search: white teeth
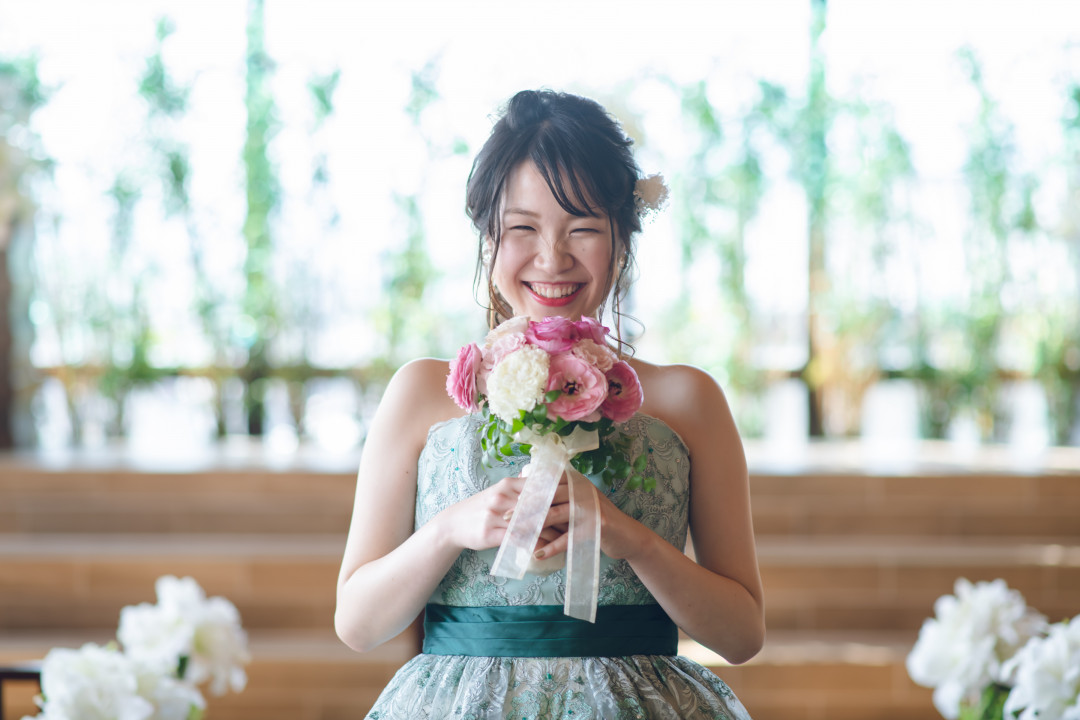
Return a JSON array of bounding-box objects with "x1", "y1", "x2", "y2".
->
[{"x1": 529, "y1": 284, "x2": 579, "y2": 299}]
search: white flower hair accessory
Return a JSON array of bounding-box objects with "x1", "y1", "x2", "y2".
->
[{"x1": 633, "y1": 173, "x2": 669, "y2": 220}]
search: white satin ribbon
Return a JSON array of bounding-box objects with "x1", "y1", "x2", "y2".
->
[
  {"x1": 564, "y1": 468, "x2": 601, "y2": 623},
  {"x1": 489, "y1": 425, "x2": 602, "y2": 622}
]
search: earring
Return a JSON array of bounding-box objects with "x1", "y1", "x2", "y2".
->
[{"x1": 481, "y1": 240, "x2": 494, "y2": 268}]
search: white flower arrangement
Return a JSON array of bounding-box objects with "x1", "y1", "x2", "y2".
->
[
  {"x1": 23, "y1": 576, "x2": 248, "y2": 720},
  {"x1": 119, "y1": 575, "x2": 250, "y2": 696},
  {"x1": 1003, "y1": 614, "x2": 1080, "y2": 720},
  {"x1": 908, "y1": 577, "x2": 1080, "y2": 720},
  {"x1": 633, "y1": 173, "x2": 669, "y2": 219}
]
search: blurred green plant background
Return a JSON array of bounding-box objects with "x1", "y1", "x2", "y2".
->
[{"x1": 1, "y1": 0, "x2": 1078, "y2": 454}]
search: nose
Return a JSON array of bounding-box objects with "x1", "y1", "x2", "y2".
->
[{"x1": 535, "y1": 235, "x2": 574, "y2": 273}]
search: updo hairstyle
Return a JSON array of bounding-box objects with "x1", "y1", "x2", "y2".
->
[{"x1": 466, "y1": 90, "x2": 642, "y2": 333}]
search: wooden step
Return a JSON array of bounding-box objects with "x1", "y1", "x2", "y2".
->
[
  {"x1": 3, "y1": 457, "x2": 1078, "y2": 539},
  {"x1": 750, "y1": 472, "x2": 1080, "y2": 538},
  {"x1": 3, "y1": 534, "x2": 1077, "y2": 633},
  {"x1": 0, "y1": 463, "x2": 356, "y2": 536},
  {"x1": 0, "y1": 534, "x2": 341, "y2": 631},
  {"x1": 1, "y1": 629, "x2": 934, "y2": 720},
  {"x1": 685, "y1": 631, "x2": 938, "y2": 720},
  {"x1": 758, "y1": 537, "x2": 1080, "y2": 631}
]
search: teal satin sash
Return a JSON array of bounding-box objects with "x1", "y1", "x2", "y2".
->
[{"x1": 422, "y1": 604, "x2": 678, "y2": 657}]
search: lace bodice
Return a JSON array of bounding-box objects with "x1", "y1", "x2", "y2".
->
[{"x1": 415, "y1": 413, "x2": 691, "y2": 607}]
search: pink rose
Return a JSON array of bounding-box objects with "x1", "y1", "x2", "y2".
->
[
  {"x1": 571, "y1": 339, "x2": 618, "y2": 372},
  {"x1": 525, "y1": 316, "x2": 579, "y2": 353},
  {"x1": 544, "y1": 352, "x2": 608, "y2": 422},
  {"x1": 485, "y1": 333, "x2": 527, "y2": 366},
  {"x1": 574, "y1": 316, "x2": 609, "y2": 344},
  {"x1": 446, "y1": 343, "x2": 483, "y2": 413},
  {"x1": 600, "y1": 361, "x2": 643, "y2": 423},
  {"x1": 484, "y1": 315, "x2": 529, "y2": 345}
]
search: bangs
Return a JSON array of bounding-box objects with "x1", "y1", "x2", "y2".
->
[{"x1": 529, "y1": 130, "x2": 606, "y2": 220}]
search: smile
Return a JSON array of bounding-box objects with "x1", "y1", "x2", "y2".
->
[{"x1": 525, "y1": 282, "x2": 584, "y2": 306}]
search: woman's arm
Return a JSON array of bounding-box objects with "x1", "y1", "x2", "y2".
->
[
  {"x1": 535, "y1": 364, "x2": 765, "y2": 664},
  {"x1": 334, "y1": 358, "x2": 526, "y2": 653}
]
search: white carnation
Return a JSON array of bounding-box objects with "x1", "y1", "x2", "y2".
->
[
  {"x1": 30, "y1": 643, "x2": 154, "y2": 720},
  {"x1": 906, "y1": 578, "x2": 1047, "y2": 719},
  {"x1": 1003, "y1": 614, "x2": 1080, "y2": 720},
  {"x1": 485, "y1": 345, "x2": 549, "y2": 423}
]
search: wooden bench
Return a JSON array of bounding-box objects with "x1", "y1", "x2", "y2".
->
[{"x1": 0, "y1": 664, "x2": 41, "y2": 720}]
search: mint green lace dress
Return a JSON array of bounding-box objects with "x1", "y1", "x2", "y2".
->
[{"x1": 365, "y1": 414, "x2": 752, "y2": 720}]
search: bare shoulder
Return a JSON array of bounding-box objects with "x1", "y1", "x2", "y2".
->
[
  {"x1": 372, "y1": 357, "x2": 465, "y2": 454},
  {"x1": 627, "y1": 358, "x2": 739, "y2": 452}
]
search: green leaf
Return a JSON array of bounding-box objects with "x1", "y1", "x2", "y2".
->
[
  {"x1": 643, "y1": 476, "x2": 657, "y2": 492},
  {"x1": 177, "y1": 654, "x2": 189, "y2": 680},
  {"x1": 511, "y1": 418, "x2": 524, "y2": 434},
  {"x1": 500, "y1": 443, "x2": 513, "y2": 457},
  {"x1": 633, "y1": 453, "x2": 648, "y2": 473},
  {"x1": 518, "y1": 443, "x2": 532, "y2": 454},
  {"x1": 545, "y1": 389, "x2": 562, "y2": 402},
  {"x1": 626, "y1": 475, "x2": 641, "y2": 490}
]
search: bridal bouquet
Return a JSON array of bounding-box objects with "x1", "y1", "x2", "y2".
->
[
  {"x1": 23, "y1": 575, "x2": 249, "y2": 720},
  {"x1": 446, "y1": 315, "x2": 649, "y2": 621},
  {"x1": 907, "y1": 577, "x2": 1080, "y2": 720}
]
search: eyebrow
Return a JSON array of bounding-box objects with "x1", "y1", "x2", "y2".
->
[{"x1": 503, "y1": 207, "x2": 539, "y2": 217}]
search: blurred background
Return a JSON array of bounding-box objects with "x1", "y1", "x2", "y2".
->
[{"x1": 2, "y1": 0, "x2": 1080, "y2": 463}]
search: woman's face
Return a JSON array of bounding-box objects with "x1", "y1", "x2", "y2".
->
[{"x1": 491, "y1": 161, "x2": 614, "y2": 322}]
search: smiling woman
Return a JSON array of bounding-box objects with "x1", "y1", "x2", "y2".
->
[{"x1": 334, "y1": 89, "x2": 763, "y2": 719}]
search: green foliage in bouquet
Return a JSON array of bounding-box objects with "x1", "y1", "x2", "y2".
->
[{"x1": 478, "y1": 390, "x2": 655, "y2": 492}]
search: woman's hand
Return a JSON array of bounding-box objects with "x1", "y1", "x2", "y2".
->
[
  {"x1": 438, "y1": 475, "x2": 526, "y2": 552},
  {"x1": 531, "y1": 477, "x2": 648, "y2": 562}
]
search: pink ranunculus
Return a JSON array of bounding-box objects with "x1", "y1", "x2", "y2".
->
[
  {"x1": 600, "y1": 361, "x2": 643, "y2": 423},
  {"x1": 446, "y1": 343, "x2": 483, "y2": 413},
  {"x1": 525, "y1": 316, "x2": 580, "y2": 353},
  {"x1": 544, "y1": 352, "x2": 608, "y2": 422},
  {"x1": 574, "y1": 316, "x2": 609, "y2": 344}
]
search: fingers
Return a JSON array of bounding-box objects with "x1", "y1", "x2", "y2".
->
[
  {"x1": 543, "y1": 501, "x2": 572, "y2": 528},
  {"x1": 534, "y1": 530, "x2": 569, "y2": 559}
]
